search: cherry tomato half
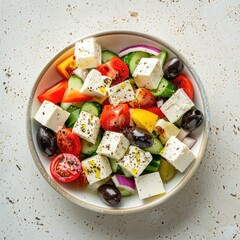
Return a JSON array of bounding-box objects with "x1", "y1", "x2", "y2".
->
[
  {"x1": 57, "y1": 128, "x2": 81, "y2": 156},
  {"x1": 100, "y1": 104, "x2": 130, "y2": 132},
  {"x1": 97, "y1": 57, "x2": 129, "y2": 86},
  {"x1": 50, "y1": 153, "x2": 82, "y2": 183},
  {"x1": 129, "y1": 88, "x2": 156, "y2": 109},
  {"x1": 171, "y1": 74, "x2": 194, "y2": 100}
]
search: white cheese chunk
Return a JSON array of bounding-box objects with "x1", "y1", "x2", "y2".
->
[
  {"x1": 80, "y1": 69, "x2": 112, "y2": 98},
  {"x1": 118, "y1": 145, "x2": 152, "y2": 177},
  {"x1": 155, "y1": 118, "x2": 181, "y2": 144},
  {"x1": 72, "y1": 111, "x2": 100, "y2": 144},
  {"x1": 132, "y1": 58, "x2": 163, "y2": 90},
  {"x1": 97, "y1": 131, "x2": 130, "y2": 161},
  {"x1": 135, "y1": 172, "x2": 166, "y2": 199},
  {"x1": 160, "y1": 136, "x2": 195, "y2": 172},
  {"x1": 34, "y1": 100, "x2": 70, "y2": 132},
  {"x1": 160, "y1": 89, "x2": 194, "y2": 123},
  {"x1": 81, "y1": 154, "x2": 112, "y2": 185},
  {"x1": 74, "y1": 38, "x2": 101, "y2": 69},
  {"x1": 107, "y1": 80, "x2": 135, "y2": 106}
]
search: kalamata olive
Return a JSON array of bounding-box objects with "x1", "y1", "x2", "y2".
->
[
  {"x1": 37, "y1": 126, "x2": 58, "y2": 156},
  {"x1": 163, "y1": 57, "x2": 184, "y2": 79},
  {"x1": 122, "y1": 127, "x2": 153, "y2": 149},
  {"x1": 98, "y1": 184, "x2": 121, "y2": 206},
  {"x1": 181, "y1": 109, "x2": 204, "y2": 131}
]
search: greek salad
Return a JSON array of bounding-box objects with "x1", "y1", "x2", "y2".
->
[{"x1": 34, "y1": 37, "x2": 204, "y2": 206}]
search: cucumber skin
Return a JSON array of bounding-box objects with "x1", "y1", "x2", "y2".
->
[
  {"x1": 144, "y1": 137, "x2": 163, "y2": 155},
  {"x1": 144, "y1": 159, "x2": 161, "y2": 173},
  {"x1": 129, "y1": 51, "x2": 151, "y2": 75},
  {"x1": 150, "y1": 78, "x2": 177, "y2": 98},
  {"x1": 65, "y1": 108, "x2": 81, "y2": 128}
]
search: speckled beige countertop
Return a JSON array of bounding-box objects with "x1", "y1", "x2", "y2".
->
[{"x1": 1, "y1": 0, "x2": 240, "y2": 239}]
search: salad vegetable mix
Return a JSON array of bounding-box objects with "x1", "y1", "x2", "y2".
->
[{"x1": 34, "y1": 38, "x2": 204, "y2": 206}]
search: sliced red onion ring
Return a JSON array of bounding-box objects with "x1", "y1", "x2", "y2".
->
[
  {"x1": 118, "y1": 45, "x2": 161, "y2": 57},
  {"x1": 176, "y1": 128, "x2": 190, "y2": 141},
  {"x1": 112, "y1": 174, "x2": 136, "y2": 192},
  {"x1": 182, "y1": 136, "x2": 197, "y2": 149}
]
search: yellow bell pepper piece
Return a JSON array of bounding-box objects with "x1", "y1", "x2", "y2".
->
[
  {"x1": 56, "y1": 55, "x2": 77, "y2": 79},
  {"x1": 131, "y1": 109, "x2": 158, "y2": 133}
]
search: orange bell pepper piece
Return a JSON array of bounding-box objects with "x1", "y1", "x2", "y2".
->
[{"x1": 56, "y1": 55, "x2": 77, "y2": 79}]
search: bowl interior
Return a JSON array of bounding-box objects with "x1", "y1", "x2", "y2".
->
[{"x1": 27, "y1": 31, "x2": 209, "y2": 215}]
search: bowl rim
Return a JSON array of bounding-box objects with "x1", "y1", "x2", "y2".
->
[{"x1": 26, "y1": 30, "x2": 210, "y2": 215}]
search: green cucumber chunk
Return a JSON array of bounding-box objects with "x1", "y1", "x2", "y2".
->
[
  {"x1": 81, "y1": 101, "x2": 102, "y2": 117},
  {"x1": 102, "y1": 50, "x2": 117, "y2": 63},
  {"x1": 109, "y1": 158, "x2": 118, "y2": 173},
  {"x1": 144, "y1": 159, "x2": 161, "y2": 173},
  {"x1": 118, "y1": 187, "x2": 132, "y2": 197},
  {"x1": 121, "y1": 52, "x2": 134, "y2": 66},
  {"x1": 151, "y1": 50, "x2": 168, "y2": 66},
  {"x1": 119, "y1": 166, "x2": 132, "y2": 178},
  {"x1": 150, "y1": 77, "x2": 177, "y2": 98},
  {"x1": 128, "y1": 51, "x2": 151, "y2": 75},
  {"x1": 65, "y1": 108, "x2": 81, "y2": 128},
  {"x1": 81, "y1": 129, "x2": 103, "y2": 155},
  {"x1": 68, "y1": 75, "x2": 83, "y2": 91},
  {"x1": 60, "y1": 102, "x2": 83, "y2": 110},
  {"x1": 144, "y1": 137, "x2": 163, "y2": 154}
]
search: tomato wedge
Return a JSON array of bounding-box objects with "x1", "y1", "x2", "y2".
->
[
  {"x1": 61, "y1": 88, "x2": 93, "y2": 102},
  {"x1": 37, "y1": 79, "x2": 68, "y2": 104},
  {"x1": 145, "y1": 106, "x2": 165, "y2": 119},
  {"x1": 57, "y1": 128, "x2": 81, "y2": 156},
  {"x1": 171, "y1": 74, "x2": 194, "y2": 100},
  {"x1": 100, "y1": 104, "x2": 130, "y2": 132},
  {"x1": 50, "y1": 153, "x2": 82, "y2": 183},
  {"x1": 97, "y1": 57, "x2": 129, "y2": 86},
  {"x1": 129, "y1": 88, "x2": 156, "y2": 109}
]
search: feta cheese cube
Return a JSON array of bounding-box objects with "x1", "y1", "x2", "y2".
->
[
  {"x1": 107, "y1": 80, "x2": 135, "y2": 106},
  {"x1": 72, "y1": 111, "x2": 100, "y2": 144},
  {"x1": 132, "y1": 58, "x2": 163, "y2": 90},
  {"x1": 135, "y1": 172, "x2": 166, "y2": 199},
  {"x1": 97, "y1": 131, "x2": 130, "y2": 160},
  {"x1": 160, "y1": 136, "x2": 195, "y2": 172},
  {"x1": 81, "y1": 154, "x2": 112, "y2": 185},
  {"x1": 118, "y1": 145, "x2": 152, "y2": 177},
  {"x1": 155, "y1": 118, "x2": 181, "y2": 144},
  {"x1": 34, "y1": 100, "x2": 70, "y2": 132},
  {"x1": 74, "y1": 38, "x2": 101, "y2": 69},
  {"x1": 80, "y1": 69, "x2": 112, "y2": 98},
  {"x1": 160, "y1": 89, "x2": 194, "y2": 123}
]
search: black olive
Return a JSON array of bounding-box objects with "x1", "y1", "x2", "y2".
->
[
  {"x1": 163, "y1": 57, "x2": 184, "y2": 79},
  {"x1": 122, "y1": 127, "x2": 153, "y2": 149},
  {"x1": 37, "y1": 126, "x2": 58, "y2": 156},
  {"x1": 181, "y1": 109, "x2": 204, "y2": 131},
  {"x1": 98, "y1": 184, "x2": 121, "y2": 206}
]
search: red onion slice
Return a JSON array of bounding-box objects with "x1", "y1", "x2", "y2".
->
[
  {"x1": 118, "y1": 45, "x2": 161, "y2": 57},
  {"x1": 182, "y1": 136, "x2": 197, "y2": 149}
]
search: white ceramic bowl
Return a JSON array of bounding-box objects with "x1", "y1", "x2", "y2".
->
[{"x1": 27, "y1": 30, "x2": 210, "y2": 215}]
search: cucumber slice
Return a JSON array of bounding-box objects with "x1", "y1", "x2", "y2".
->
[
  {"x1": 159, "y1": 158, "x2": 176, "y2": 183},
  {"x1": 144, "y1": 137, "x2": 163, "y2": 154},
  {"x1": 119, "y1": 166, "x2": 132, "y2": 178},
  {"x1": 151, "y1": 51, "x2": 168, "y2": 66},
  {"x1": 66, "y1": 105, "x2": 80, "y2": 113},
  {"x1": 68, "y1": 75, "x2": 83, "y2": 91},
  {"x1": 81, "y1": 129, "x2": 103, "y2": 155},
  {"x1": 81, "y1": 101, "x2": 102, "y2": 117},
  {"x1": 109, "y1": 158, "x2": 118, "y2": 172},
  {"x1": 102, "y1": 50, "x2": 117, "y2": 63},
  {"x1": 65, "y1": 108, "x2": 81, "y2": 128},
  {"x1": 60, "y1": 102, "x2": 83, "y2": 110},
  {"x1": 128, "y1": 51, "x2": 151, "y2": 75},
  {"x1": 121, "y1": 52, "x2": 134, "y2": 66},
  {"x1": 144, "y1": 159, "x2": 161, "y2": 173},
  {"x1": 118, "y1": 187, "x2": 132, "y2": 197},
  {"x1": 150, "y1": 77, "x2": 177, "y2": 98}
]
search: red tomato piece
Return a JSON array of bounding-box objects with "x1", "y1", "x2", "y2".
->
[
  {"x1": 145, "y1": 106, "x2": 165, "y2": 119},
  {"x1": 37, "y1": 79, "x2": 68, "y2": 104},
  {"x1": 61, "y1": 88, "x2": 93, "y2": 102},
  {"x1": 97, "y1": 57, "x2": 129, "y2": 86},
  {"x1": 129, "y1": 88, "x2": 156, "y2": 109},
  {"x1": 76, "y1": 171, "x2": 88, "y2": 187},
  {"x1": 50, "y1": 153, "x2": 82, "y2": 183},
  {"x1": 100, "y1": 104, "x2": 130, "y2": 132},
  {"x1": 171, "y1": 74, "x2": 194, "y2": 100},
  {"x1": 57, "y1": 128, "x2": 81, "y2": 156}
]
